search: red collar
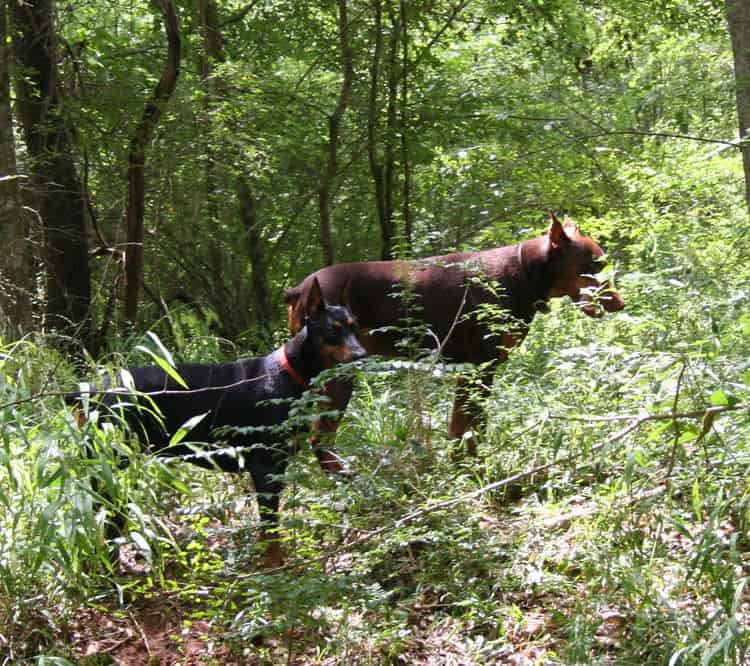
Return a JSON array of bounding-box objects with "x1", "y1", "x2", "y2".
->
[{"x1": 278, "y1": 345, "x2": 310, "y2": 389}]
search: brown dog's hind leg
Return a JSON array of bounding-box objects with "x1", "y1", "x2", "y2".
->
[{"x1": 258, "y1": 528, "x2": 285, "y2": 570}]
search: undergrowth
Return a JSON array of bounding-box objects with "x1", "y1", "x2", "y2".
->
[{"x1": 1, "y1": 193, "x2": 750, "y2": 664}]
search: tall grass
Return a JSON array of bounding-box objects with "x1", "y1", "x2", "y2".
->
[{"x1": 1, "y1": 185, "x2": 750, "y2": 663}]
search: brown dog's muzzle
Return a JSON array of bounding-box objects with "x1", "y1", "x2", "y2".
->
[
  {"x1": 578, "y1": 280, "x2": 625, "y2": 318},
  {"x1": 599, "y1": 285, "x2": 625, "y2": 313}
]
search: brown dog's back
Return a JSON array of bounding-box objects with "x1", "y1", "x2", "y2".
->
[{"x1": 285, "y1": 213, "x2": 624, "y2": 448}]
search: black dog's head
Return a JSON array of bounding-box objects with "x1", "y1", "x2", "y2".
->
[{"x1": 302, "y1": 278, "x2": 367, "y2": 368}]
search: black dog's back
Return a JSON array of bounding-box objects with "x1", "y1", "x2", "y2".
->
[{"x1": 99, "y1": 354, "x2": 294, "y2": 473}]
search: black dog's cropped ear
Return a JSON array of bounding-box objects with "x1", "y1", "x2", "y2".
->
[
  {"x1": 547, "y1": 210, "x2": 571, "y2": 252},
  {"x1": 304, "y1": 277, "x2": 325, "y2": 318},
  {"x1": 340, "y1": 279, "x2": 353, "y2": 311}
]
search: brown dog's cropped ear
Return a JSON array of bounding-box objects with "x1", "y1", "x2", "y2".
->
[
  {"x1": 340, "y1": 279, "x2": 352, "y2": 310},
  {"x1": 547, "y1": 210, "x2": 571, "y2": 251},
  {"x1": 284, "y1": 287, "x2": 300, "y2": 306},
  {"x1": 304, "y1": 277, "x2": 325, "y2": 318},
  {"x1": 562, "y1": 213, "x2": 578, "y2": 232}
]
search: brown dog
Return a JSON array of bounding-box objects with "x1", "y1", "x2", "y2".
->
[{"x1": 286, "y1": 212, "x2": 624, "y2": 454}]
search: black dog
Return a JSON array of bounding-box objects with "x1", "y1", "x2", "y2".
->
[{"x1": 72, "y1": 279, "x2": 365, "y2": 567}]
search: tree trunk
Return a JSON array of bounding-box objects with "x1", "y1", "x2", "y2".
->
[
  {"x1": 198, "y1": 0, "x2": 230, "y2": 312},
  {"x1": 367, "y1": 0, "x2": 396, "y2": 261},
  {"x1": 384, "y1": 0, "x2": 399, "y2": 252},
  {"x1": 198, "y1": 0, "x2": 270, "y2": 333},
  {"x1": 236, "y1": 177, "x2": 271, "y2": 326},
  {"x1": 318, "y1": 0, "x2": 353, "y2": 267},
  {"x1": 0, "y1": 0, "x2": 33, "y2": 335},
  {"x1": 727, "y1": 0, "x2": 750, "y2": 216},
  {"x1": 399, "y1": 0, "x2": 412, "y2": 252},
  {"x1": 124, "y1": 0, "x2": 180, "y2": 324},
  {"x1": 11, "y1": 0, "x2": 91, "y2": 345}
]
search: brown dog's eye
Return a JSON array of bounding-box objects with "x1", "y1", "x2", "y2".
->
[{"x1": 589, "y1": 257, "x2": 606, "y2": 273}]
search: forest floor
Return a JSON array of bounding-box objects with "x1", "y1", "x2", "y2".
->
[{"x1": 62, "y1": 488, "x2": 636, "y2": 666}]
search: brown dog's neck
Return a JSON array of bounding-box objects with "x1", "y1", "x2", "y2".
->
[{"x1": 511, "y1": 239, "x2": 551, "y2": 316}]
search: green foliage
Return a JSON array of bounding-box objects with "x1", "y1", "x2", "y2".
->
[
  {"x1": 2, "y1": 201, "x2": 750, "y2": 662},
  {"x1": 4, "y1": 0, "x2": 750, "y2": 662}
]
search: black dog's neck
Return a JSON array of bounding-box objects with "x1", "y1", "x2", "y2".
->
[{"x1": 283, "y1": 327, "x2": 325, "y2": 385}]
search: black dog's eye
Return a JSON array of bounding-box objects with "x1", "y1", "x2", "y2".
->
[
  {"x1": 346, "y1": 320, "x2": 360, "y2": 338},
  {"x1": 325, "y1": 321, "x2": 346, "y2": 341}
]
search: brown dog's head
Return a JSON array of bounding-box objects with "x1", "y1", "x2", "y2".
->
[{"x1": 543, "y1": 211, "x2": 625, "y2": 318}]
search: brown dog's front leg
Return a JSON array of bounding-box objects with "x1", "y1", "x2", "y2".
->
[
  {"x1": 311, "y1": 428, "x2": 344, "y2": 474},
  {"x1": 310, "y1": 377, "x2": 354, "y2": 475},
  {"x1": 449, "y1": 368, "x2": 495, "y2": 456}
]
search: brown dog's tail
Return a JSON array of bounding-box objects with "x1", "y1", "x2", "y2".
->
[{"x1": 285, "y1": 286, "x2": 304, "y2": 333}]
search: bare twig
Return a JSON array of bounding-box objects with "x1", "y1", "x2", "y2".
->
[
  {"x1": 219, "y1": 0, "x2": 262, "y2": 27},
  {"x1": 665, "y1": 361, "x2": 687, "y2": 478},
  {"x1": 548, "y1": 404, "x2": 749, "y2": 424},
  {"x1": 414, "y1": 0, "x2": 472, "y2": 66}
]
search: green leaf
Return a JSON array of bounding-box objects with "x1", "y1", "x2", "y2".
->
[
  {"x1": 134, "y1": 345, "x2": 189, "y2": 390},
  {"x1": 169, "y1": 412, "x2": 209, "y2": 446},
  {"x1": 119, "y1": 368, "x2": 135, "y2": 391},
  {"x1": 709, "y1": 389, "x2": 738, "y2": 407},
  {"x1": 145, "y1": 331, "x2": 176, "y2": 367},
  {"x1": 691, "y1": 479, "x2": 702, "y2": 522},
  {"x1": 130, "y1": 531, "x2": 152, "y2": 563},
  {"x1": 709, "y1": 389, "x2": 730, "y2": 406}
]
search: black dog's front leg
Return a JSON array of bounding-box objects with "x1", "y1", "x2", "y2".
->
[{"x1": 248, "y1": 461, "x2": 286, "y2": 568}]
